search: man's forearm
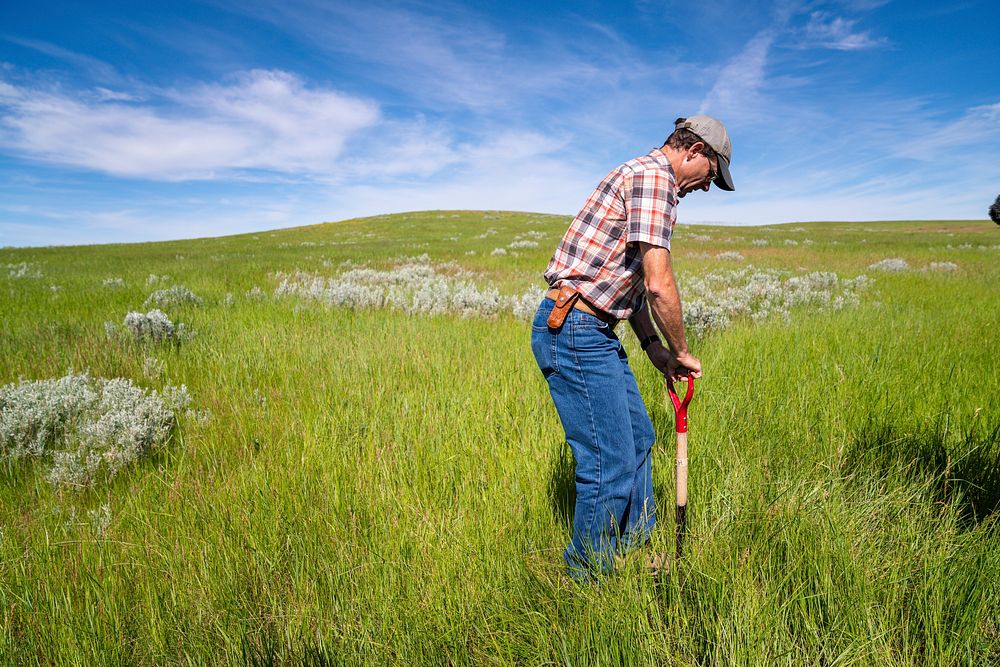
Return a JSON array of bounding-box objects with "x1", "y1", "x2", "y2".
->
[
  {"x1": 636, "y1": 242, "x2": 691, "y2": 355},
  {"x1": 646, "y1": 279, "x2": 688, "y2": 354}
]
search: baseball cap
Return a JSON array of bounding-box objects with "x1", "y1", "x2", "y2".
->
[{"x1": 675, "y1": 115, "x2": 734, "y2": 191}]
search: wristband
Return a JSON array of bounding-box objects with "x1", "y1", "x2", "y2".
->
[{"x1": 640, "y1": 335, "x2": 659, "y2": 351}]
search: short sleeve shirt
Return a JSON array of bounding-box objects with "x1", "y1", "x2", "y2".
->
[{"x1": 543, "y1": 148, "x2": 678, "y2": 320}]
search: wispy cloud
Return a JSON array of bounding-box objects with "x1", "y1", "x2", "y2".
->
[
  {"x1": 216, "y1": 0, "x2": 699, "y2": 125},
  {"x1": 218, "y1": 0, "x2": 513, "y2": 112},
  {"x1": 0, "y1": 70, "x2": 379, "y2": 179},
  {"x1": 699, "y1": 2, "x2": 888, "y2": 121},
  {"x1": 834, "y1": 0, "x2": 892, "y2": 12},
  {"x1": 699, "y1": 30, "x2": 776, "y2": 119},
  {"x1": 683, "y1": 181, "x2": 996, "y2": 225},
  {"x1": 327, "y1": 151, "x2": 595, "y2": 223},
  {"x1": 801, "y1": 11, "x2": 887, "y2": 50},
  {"x1": 893, "y1": 101, "x2": 1000, "y2": 161},
  {"x1": 93, "y1": 87, "x2": 141, "y2": 102},
  {"x1": 1, "y1": 35, "x2": 123, "y2": 83}
]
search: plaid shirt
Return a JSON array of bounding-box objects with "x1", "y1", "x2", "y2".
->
[{"x1": 544, "y1": 148, "x2": 678, "y2": 320}]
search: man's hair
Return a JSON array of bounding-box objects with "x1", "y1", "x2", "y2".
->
[
  {"x1": 990, "y1": 194, "x2": 1000, "y2": 225},
  {"x1": 664, "y1": 118, "x2": 718, "y2": 159}
]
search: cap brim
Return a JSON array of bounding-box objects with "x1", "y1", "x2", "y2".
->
[{"x1": 714, "y1": 155, "x2": 734, "y2": 191}]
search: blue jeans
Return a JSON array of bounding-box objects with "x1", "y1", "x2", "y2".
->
[{"x1": 531, "y1": 298, "x2": 657, "y2": 578}]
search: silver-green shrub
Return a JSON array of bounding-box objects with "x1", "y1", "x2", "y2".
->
[
  {"x1": 75, "y1": 378, "x2": 175, "y2": 479},
  {"x1": 122, "y1": 309, "x2": 192, "y2": 344},
  {"x1": 926, "y1": 261, "x2": 958, "y2": 272},
  {"x1": 5, "y1": 262, "x2": 42, "y2": 279},
  {"x1": 144, "y1": 285, "x2": 203, "y2": 309},
  {"x1": 48, "y1": 449, "x2": 103, "y2": 487},
  {"x1": 275, "y1": 261, "x2": 544, "y2": 320},
  {"x1": 681, "y1": 267, "x2": 870, "y2": 338},
  {"x1": 0, "y1": 371, "x2": 189, "y2": 487},
  {"x1": 0, "y1": 372, "x2": 98, "y2": 459},
  {"x1": 869, "y1": 258, "x2": 909, "y2": 272},
  {"x1": 511, "y1": 288, "x2": 546, "y2": 319}
]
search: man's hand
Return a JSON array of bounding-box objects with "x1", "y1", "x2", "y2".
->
[
  {"x1": 645, "y1": 342, "x2": 702, "y2": 381},
  {"x1": 670, "y1": 350, "x2": 702, "y2": 381}
]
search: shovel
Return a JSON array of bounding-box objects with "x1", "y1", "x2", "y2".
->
[{"x1": 667, "y1": 376, "x2": 695, "y2": 559}]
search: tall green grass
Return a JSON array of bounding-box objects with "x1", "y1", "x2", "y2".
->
[{"x1": 1, "y1": 212, "x2": 998, "y2": 664}]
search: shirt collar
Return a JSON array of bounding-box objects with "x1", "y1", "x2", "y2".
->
[{"x1": 648, "y1": 147, "x2": 674, "y2": 174}]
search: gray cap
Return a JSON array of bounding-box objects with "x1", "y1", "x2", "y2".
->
[{"x1": 675, "y1": 115, "x2": 734, "y2": 191}]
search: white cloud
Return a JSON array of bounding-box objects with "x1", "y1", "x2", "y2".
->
[
  {"x1": 460, "y1": 130, "x2": 569, "y2": 164},
  {"x1": 802, "y1": 11, "x2": 887, "y2": 50},
  {"x1": 223, "y1": 1, "x2": 511, "y2": 112},
  {"x1": 679, "y1": 147, "x2": 999, "y2": 225},
  {"x1": 218, "y1": 0, "x2": 699, "y2": 123},
  {"x1": 0, "y1": 192, "x2": 331, "y2": 246},
  {"x1": 0, "y1": 81, "x2": 20, "y2": 99},
  {"x1": 324, "y1": 125, "x2": 590, "y2": 219},
  {"x1": 893, "y1": 102, "x2": 1000, "y2": 161},
  {"x1": 681, "y1": 185, "x2": 994, "y2": 225},
  {"x1": 698, "y1": 6, "x2": 886, "y2": 121},
  {"x1": 327, "y1": 154, "x2": 594, "y2": 222},
  {"x1": 94, "y1": 87, "x2": 141, "y2": 102},
  {"x1": 699, "y1": 30, "x2": 775, "y2": 119},
  {"x1": 0, "y1": 69, "x2": 379, "y2": 179},
  {"x1": 330, "y1": 118, "x2": 461, "y2": 180},
  {"x1": 1, "y1": 36, "x2": 123, "y2": 84}
]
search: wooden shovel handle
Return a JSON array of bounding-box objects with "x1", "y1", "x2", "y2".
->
[{"x1": 668, "y1": 377, "x2": 694, "y2": 558}]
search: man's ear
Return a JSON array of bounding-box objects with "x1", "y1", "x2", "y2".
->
[{"x1": 682, "y1": 141, "x2": 703, "y2": 162}]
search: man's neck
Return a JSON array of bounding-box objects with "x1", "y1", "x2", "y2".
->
[{"x1": 658, "y1": 145, "x2": 685, "y2": 176}]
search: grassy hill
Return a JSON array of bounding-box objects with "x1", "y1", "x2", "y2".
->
[{"x1": 1, "y1": 211, "x2": 999, "y2": 664}]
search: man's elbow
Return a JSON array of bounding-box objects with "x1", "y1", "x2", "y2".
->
[
  {"x1": 640, "y1": 244, "x2": 674, "y2": 301},
  {"x1": 644, "y1": 279, "x2": 669, "y2": 301}
]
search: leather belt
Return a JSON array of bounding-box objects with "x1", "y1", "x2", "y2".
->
[{"x1": 546, "y1": 288, "x2": 618, "y2": 327}]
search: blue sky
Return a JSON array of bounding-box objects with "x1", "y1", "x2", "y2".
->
[{"x1": 1, "y1": 0, "x2": 998, "y2": 246}]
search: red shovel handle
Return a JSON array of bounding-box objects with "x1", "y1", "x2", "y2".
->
[{"x1": 667, "y1": 377, "x2": 695, "y2": 433}]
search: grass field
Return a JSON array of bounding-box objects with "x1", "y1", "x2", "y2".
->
[{"x1": 1, "y1": 211, "x2": 999, "y2": 665}]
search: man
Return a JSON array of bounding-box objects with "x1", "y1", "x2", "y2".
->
[{"x1": 531, "y1": 115, "x2": 735, "y2": 579}]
